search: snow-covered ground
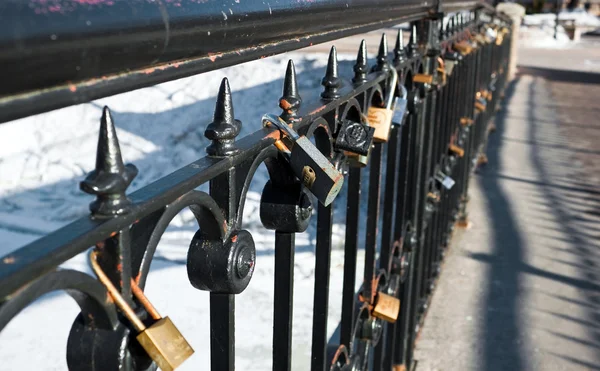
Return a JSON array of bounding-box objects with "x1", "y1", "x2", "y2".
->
[
  {"x1": 0, "y1": 52, "x2": 370, "y2": 370},
  {"x1": 520, "y1": 10, "x2": 600, "y2": 48}
]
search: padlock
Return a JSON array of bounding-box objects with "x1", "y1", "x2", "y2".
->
[
  {"x1": 262, "y1": 114, "x2": 344, "y2": 206},
  {"x1": 474, "y1": 92, "x2": 487, "y2": 112},
  {"x1": 460, "y1": 117, "x2": 474, "y2": 127},
  {"x1": 367, "y1": 66, "x2": 399, "y2": 142},
  {"x1": 454, "y1": 40, "x2": 473, "y2": 55},
  {"x1": 335, "y1": 119, "x2": 375, "y2": 156},
  {"x1": 449, "y1": 143, "x2": 465, "y2": 158},
  {"x1": 475, "y1": 99, "x2": 487, "y2": 112},
  {"x1": 371, "y1": 291, "x2": 400, "y2": 323},
  {"x1": 392, "y1": 84, "x2": 408, "y2": 126},
  {"x1": 346, "y1": 145, "x2": 371, "y2": 168},
  {"x1": 434, "y1": 169, "x2": 455, "y2": 190},
  {"x1": 90, "y1": 251, "x2": 194, "y2": 371},
  {"x1": 413, "y1": 73, "x2": 433, "y2": 84}
]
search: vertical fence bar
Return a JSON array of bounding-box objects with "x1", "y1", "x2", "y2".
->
[
  {"x1": 374, "y1": 124, "x2": 402, "y2": 369},
  {"x1": 273, "y1": 232, "x2": 295, "y2": 371},
  {"x1": 311, "y1": 203, "x2": 334, "y2": 371},
  {"x1": 211, "y1": 293, "x2": 235, "y2": 371},
  {"x1": 340, "y1": 167, "x2": 362, "y2": 348},
  {"x1": 363, "y1": 143, "x2": 384, "y2": 305}
]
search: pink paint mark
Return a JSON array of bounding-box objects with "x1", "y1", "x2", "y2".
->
[
  {"x1": 208, "y1": 52, "x2": 223, "y2": 62},
  {"x1": 69, "y1": 84, "x2": 77, "y2": 92}
]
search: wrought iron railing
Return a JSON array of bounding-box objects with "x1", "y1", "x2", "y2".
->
[{"x1": 0, "y1": 1, "x2": 512, "y2": 370}]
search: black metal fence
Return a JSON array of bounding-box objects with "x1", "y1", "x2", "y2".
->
[{"x1": 0, "y1": 2, "x2": 512, "y2": 370}]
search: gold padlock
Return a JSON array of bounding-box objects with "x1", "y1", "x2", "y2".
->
[
  {"x1": 495, "y1": 33, "x2": 504, "y2": 46},
  {"x1": 449, "y1": 144, "x2": 465, "y2": 158},
  {"x1": 345, "y1": 147, "x2": 371, "y2": 168},
  {"x1": 367, "y1": 67, "x2": 398, "y2": 142},
  {"x1": 371, "y1": 291, "x2": 400, "y2": 323},
  {"x1": 413, "y1": 73, "x2": 433, "y2": 84},
  {"x1": 91, "y1": 251, "x2": 194, "y2": 371},
  {"x1": 460, "y1": 117, "x2": 474, "y2": 127}
]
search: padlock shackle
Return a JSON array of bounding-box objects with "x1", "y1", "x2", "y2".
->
[
  {"x1": 131, "y1": 278, "x2": 162, "y2": 321},
  {"x1": 262, "y1": 114, "x2": 300, "y2": 141},
  {"x1": 384, "y1": 67, "x2": 398, "y2": 109},
  {"x1": 90, "y1": 251, "x2": 146, "y2": 332},
  {"x1": 397, "y1": 84, "x2": 408, "y2": 100}
]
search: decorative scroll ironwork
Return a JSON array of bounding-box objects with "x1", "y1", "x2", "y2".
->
[{"x1": 0, "y1": 4, "x2": 512, "y2": 371}]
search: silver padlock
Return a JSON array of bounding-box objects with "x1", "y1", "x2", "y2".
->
[
  {"x1": 392, "y1": 84, "x2": 408, "y2": 126},
  {"x1": 262, "y1": 114, "x2": 344, "y2": 206},
  {"x1": 434, "y1": 170, "x2": 455, "y2": 190}
]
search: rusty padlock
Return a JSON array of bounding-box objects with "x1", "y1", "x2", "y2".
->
[
  {"x1": 372, "y1": 291, "x2": 401, "y2": 323},
  {"x1": 367, "y1": 66, "x2": 399, "y2": 142},
  {"x1": 90, "y1": 251, "x2": 194, "y2": 371},
  {"x1": 263, "y1": 114, "x2": 344, "y2": 206}
]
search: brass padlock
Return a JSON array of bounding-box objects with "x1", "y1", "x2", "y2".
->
[
  {"x1": 90, "y1": 251, "x2": 194, "y2": 371},
  {"x1": 345, "y1": 145, "x2": 371, "y2": 168},
  {"x1": 371, "y1": 291, "x2": 400, "y2": 323},
  {"x1": 413, "y1": 73, "x2": 433, "y2": 84},
  {"x1": 263, "y1": 114, "x2": 344, "y2": 206},
  {"x1": 460, "y1": 117, "x2": 474, "y2": 127},
  {"x1": 449, "y1": 144, "x2": 465, "y2": 158},
  {"x1": 367, "y1": 66, "x2": 398, "y2": 142}
]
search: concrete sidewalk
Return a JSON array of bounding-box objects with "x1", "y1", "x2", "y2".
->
[{"x1": 414, "y1": 48, "x2": 600, "y2": 369}]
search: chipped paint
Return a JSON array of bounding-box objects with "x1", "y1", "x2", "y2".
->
[
  {"x1": 279, "y1": 98, "x2": 292, "y2": 110},
  {"x1": 3, "y1": 256, "x2": 15, "y2": 264},
  {"x1": 208, "y1": 52, "x2": 223, "y2": 62}
]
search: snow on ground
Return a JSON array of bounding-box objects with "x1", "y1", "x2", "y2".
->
[
  {"x1": 520, "y1": 10, "x2": 600, "y2": 49},
  {"x1": 0, "y1": 52, "x2": 372, "y2": 370},
  {"x1": 523, "y1": 9, "x2": 600, "y2": 28}
]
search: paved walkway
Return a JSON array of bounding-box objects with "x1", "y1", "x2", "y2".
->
[{"x1": 414, "y1": 45, "x2": 600, "y2": 370}]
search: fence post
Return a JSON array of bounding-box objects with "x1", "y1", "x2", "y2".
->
[{"x1": 496, "y1": 3, "x2": 525, "y2": 81}]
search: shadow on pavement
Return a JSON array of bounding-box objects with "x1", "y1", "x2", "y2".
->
[{"x1": 470, "y1": 69, "x2": 600, "y2": 370}]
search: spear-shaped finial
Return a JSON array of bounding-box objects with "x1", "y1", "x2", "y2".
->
[
  {"x1": 80, "y1": 106, "x2": 138, "y2": 217},
  {"x1": 394, "y1": 29, "x2": 407, "y2": 64},
  {"x1": 205, "y1": 78, "x2": 242, "y2": 157},
  {"x1": 373, "y1": 33, "x2": 390, "y2": 72},
  {"x1": 353, "y1": 39, "x2": 368, "y2": 84},
  {"x1": 408, "y1": 24, "x2": 419, "y2": 58},
  {"x1": 321, "y1": 46, "x2": 342, "y2": 100},
  {"x1": 280, "y1": 60, "x2": 302, "y2": 121}
]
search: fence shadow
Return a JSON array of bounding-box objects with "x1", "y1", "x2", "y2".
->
[{"x1": 470, "y1": 70, "x2": 600, "y2": 370}]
